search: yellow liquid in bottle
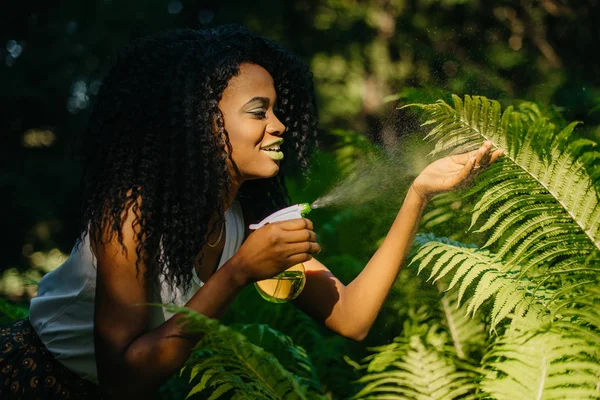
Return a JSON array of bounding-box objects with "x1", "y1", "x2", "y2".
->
[{"x1": 255, "y1": 264, "x2": 306, "y2": 303}]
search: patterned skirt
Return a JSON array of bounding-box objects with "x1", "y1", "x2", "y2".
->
[{"x1": 0, "y1": 318, "x2": 102, "y2": 399}]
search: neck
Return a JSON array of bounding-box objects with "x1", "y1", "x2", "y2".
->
[{"x1": 224, "y1": 177, "x2": 242, "y2": 210}]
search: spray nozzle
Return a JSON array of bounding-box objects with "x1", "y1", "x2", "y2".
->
[
  {"x1": 298, "y1": 203, "x2": 311, "y2": 215},
  {"x1": 249, "y1": 203, "x2": 312, "y2": 231}
]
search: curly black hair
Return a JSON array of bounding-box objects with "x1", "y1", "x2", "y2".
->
[{"x1": 79, "y1": 25, "x2": 319, "y2": 293}]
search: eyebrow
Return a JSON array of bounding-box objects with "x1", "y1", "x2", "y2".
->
[{"x1": 244, "y1": 96, "x2": 270, "y2": 107}]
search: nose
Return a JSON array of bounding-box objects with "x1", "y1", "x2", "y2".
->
[{"x1": 266, "y1": 114, "x2": 286, "y2": 137}]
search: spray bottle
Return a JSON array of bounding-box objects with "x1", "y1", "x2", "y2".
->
[{"x1": 249, "y1": 203, "x2": 312, "y2": 303}]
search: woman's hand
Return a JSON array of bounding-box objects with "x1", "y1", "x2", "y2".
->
[
  {"x1": 229, "y1": 218, "x2": 320, "y2": 286},
  {"x1": 412, "y1": 141, "x2": 504, "y2": 201}
]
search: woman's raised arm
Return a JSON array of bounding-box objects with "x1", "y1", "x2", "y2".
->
[{"x1": 294, "y1": 142, "x2": 503, "y2": 340}]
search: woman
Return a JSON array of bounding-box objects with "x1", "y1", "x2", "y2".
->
[{"x1": 0, "y1": 25, "x2": 501, "y2": 399}]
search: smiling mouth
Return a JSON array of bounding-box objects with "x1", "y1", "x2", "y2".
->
[{"x1": 260, "y1": 140, "x2": 284, "y2": 160}]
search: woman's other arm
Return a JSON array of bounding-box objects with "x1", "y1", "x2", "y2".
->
[
  {"x1": 93, "y1": 205, "x2": 247, "y2": 398},
  {"x1": 94, "y1": 209, "x2": 319, "y2": 398}
]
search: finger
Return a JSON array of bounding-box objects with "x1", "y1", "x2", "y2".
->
[
  {"x1": 287, "y1": 241, "x2": 321, "y2": 256},
  {"x1": 283, "y1": 229, "x2": 317, "y2": 243},
  {"x1": 457, "y1": 156, "x2": 477, "y2": 182},
  {"x1": 287, "y1": 253, "x2": 313, "y2": 265},
  {"x1": 477, "y1": 153, "x2": 490, "y2": 169},
  {"x1": 489, "y1": 149, "x2": 504, "y2": 164},
  {"x1": 477, "y1": 147, "x2": 502, "y2": 171},
  {"x1": 472, "y1": 151, "x2": 483, "y2": 170},
  {"x1": 277, "y1": 218, "x2": 314, "y2": 231},
  {"x1": 474, "y1": 141, "x2": 497, "y2": 169},
  {"x1": 453, "y1": 141, "x2": 493, "y2": 165},
  {"x1": 480, "y1": 141, "x2": 496, "y2": 166},
  {"x1": 451, "y1": 149, "x2": 479, "y2": 165}
]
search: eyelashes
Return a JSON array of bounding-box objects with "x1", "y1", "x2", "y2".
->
[{"x1": 250, "y1": 111, "x2": 267, "y2": 119}]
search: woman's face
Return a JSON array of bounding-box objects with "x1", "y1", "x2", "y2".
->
[{"x1": 219, "y1": 62, "x2": 287, "y2": 183}]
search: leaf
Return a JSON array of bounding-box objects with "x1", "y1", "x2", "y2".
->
[
  {"x1": 0, "y1": 298, "x2": 28, "y2": 324},
  {"x1": 408, "y1": 95, "x2": 600, "y2": 268},
  {"x1": 353, "y1": 327, "x2": 479, "y2": 400},
  {"x1": 164, "y1": 305, "x2": 325, "y2": 399},
  {"x1": 481, "y1": 329, "x2": 600, "y2": 400},
  {"x1": 410, "y1": 235, "x2": 551, "y2": 330}
]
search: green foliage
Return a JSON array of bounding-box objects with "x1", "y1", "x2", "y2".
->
[
  {"x1": 234, "y1": 324, "x2": 321, "y2": 392},
  {"x1": 225, "y1": 288, "x2": 361, "y2": 399},
  {"x1": 409, "y1": 96, "x2": 600, "y2": 281},
  {"x1": 353, "y1": 334, "x2": 478, "y2": 400},
  {"x1": 352, "y1": 302, "x2": 482, "y2": 400},
  {"x1": 357, "y1": 96, "x2": 600, "y2": 399},
  {"x1": 411, "y1": 236, "x2": 551, "y2": 330},
  {"x1": 165, "y1": 305, "x2": 326, "y2": 400},
  {"x1": 481, "y1": 328, "x2": 600, "y2": 400},
  {"x1": 0, "y1": 298, "x2": 28, "y2": 325}
]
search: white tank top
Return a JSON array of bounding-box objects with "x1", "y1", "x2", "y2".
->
[{"x1": 29, "y1": 200, "x2": 245, "y2": 384}]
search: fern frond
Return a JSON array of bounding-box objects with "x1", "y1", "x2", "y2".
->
[
  {"x1": 477, "y1": 201, "x2": 562, "y2": 240},
  {"x1": 438, "y1": 289, "x2": 487, "y2": 360},
  {"x1": 552, "y1": 295, "x2": 600, "y2": 349},
  {"x1": 410, "y1": 236, "x2": 550, "y2": 330},
  {"x1": 493, "y1": 214, "x2": 571, "y2": 260},
  {"x1": 517, "y1": 241, "x2": 593, "y2": 276},
  {"x1": 403, "y1": 96, "x2": 600, "y2": 400},
  {"x1": 422, "y1": 205, "x2": 456, "y2": 229},
  {"x1": 234, "y1": 324, "x2": 320, "y2": 389},
  {"x1": 353, "y1": 330, "x2": 478, "y2": 400},
  {"x1": 480, "y1": 329, "x2": 600, "y2": 400},
  {"x1": 164, "y1": 305, "x2": 325, "y2": 400},
  {"x1": 471, "y1": 173, "x2": 541, "y2": 221},
  {"x1": 225, "y1": 284, "x2": 334, "y2": 367},
  {"x1": 407, "y1": 95, "x2": 600, "y2": 297}
]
